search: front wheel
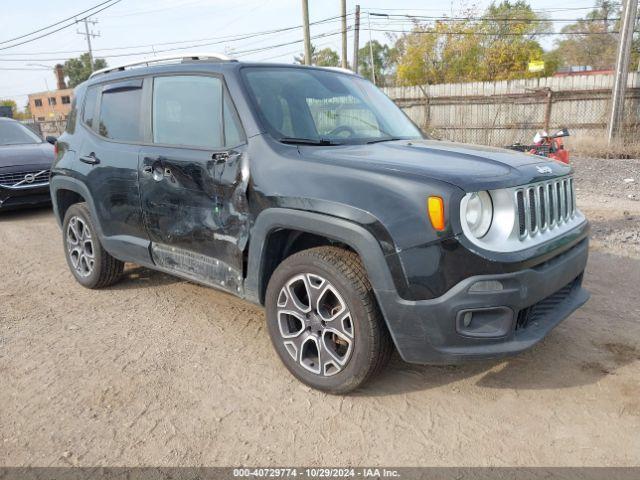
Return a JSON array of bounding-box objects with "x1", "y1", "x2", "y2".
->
[{"x1": 265, "y1": 246, "x2": 392, "y2": 394}]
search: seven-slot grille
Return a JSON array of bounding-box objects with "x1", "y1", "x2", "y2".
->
[
  {"x1": 515, "y1": 176, "x2": 575, "y2": 238},
  {"x1": 0, "y1": 169, "x2": 50, "y2": 188}
]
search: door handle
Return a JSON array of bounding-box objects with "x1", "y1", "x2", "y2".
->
[{"x1": 79, "y1": 153, "x2": 100, "y2": 165}]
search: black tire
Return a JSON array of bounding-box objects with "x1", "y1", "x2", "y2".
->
[
  {"x1": 62, "y1": 202, "x2": 124, "y2": 289},
  {"x1": 265, "y1": 246, "x2": 393, "y2": 394}
]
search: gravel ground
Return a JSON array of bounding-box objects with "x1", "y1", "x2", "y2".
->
[
  {"x1": 572, "y1": 157, "x2": 640, "y2": 258},
  {"x1": 1, "y1": 157, "x2": 639, "y2": 467}
]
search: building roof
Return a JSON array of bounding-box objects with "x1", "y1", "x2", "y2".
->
[{"x1": 28, "y1": 88, "x2": 74, "y2": 98}]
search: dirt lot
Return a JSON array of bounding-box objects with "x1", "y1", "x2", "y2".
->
[{"x1": 1, "y1": 157, "x2": 639, "y2": 467}]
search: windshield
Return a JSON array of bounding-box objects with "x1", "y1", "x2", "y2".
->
[
  {"x1": 0, "y1": 121, "x2": 42, "y2": 146},
  {"x1": 242, "y1": 67, "x2": 423, "y2": 145}
]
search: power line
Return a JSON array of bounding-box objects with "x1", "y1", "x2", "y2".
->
[
  {"x1": 0, "y1": 0, "x2": 117, "y2": 46},
  {"x1": 0, "y1": 13, "x2": 351, "y2": 61},
  {"x1": 367, "y1": 12, "x2": 623, "y2": 23},
  {"x1": 253, "y1": 33, "x2": 352, "y2": 62},
  {"x1": 234, "y1": 28, "x2": 348, "y2": 57},
  {"x1": 0, "y1": 67, "x2": 52, "y2": 71},
  {"x1": 361, "y1": 5, "x2": 621, "y2": 12},
  {"x1": 366, "y1": 27, "x2": 637, "y2": 36},
  {"x1": 0, "y1": 0, "x2": 122, "y2": 52}
]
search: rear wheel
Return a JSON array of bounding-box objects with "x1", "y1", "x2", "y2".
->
[
  {"x1": 62, "y1": 203, "x2": 123, "y2": 288},
  {"x1": 265, "y1": 246, "x2": 392, "y2": 394}
]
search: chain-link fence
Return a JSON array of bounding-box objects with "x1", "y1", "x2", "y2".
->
[{"x1": 384, "y1": 72, "x2": 640, "y2": 156}]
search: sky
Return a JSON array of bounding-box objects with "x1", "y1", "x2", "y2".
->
[{"x1": 1, "y1": 0, "x2": 603, "y2": 108}]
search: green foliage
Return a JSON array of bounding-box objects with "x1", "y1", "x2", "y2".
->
[
  {"x1": 357, "y1": 40, "x2": 396, "y2": 85},
  {"x1": 63, "y1": 53, "x2": 107, "y2": 87},
  {"x1": 294, "y1": 45, "x2": 340, "y2": 67},
  {"x1": 0, "y1": 99, "x2": 17, "y2": 111},
  {"x1": 549, "y1": 1, "x2": 637, "y2": 71},
  {"x1": 395, "y1": 1, "x2": 552, "y2": 85},
  {"x1": 314, "y1": 47, "x2": 340, "y2": 67},
  {"x1": 0, "y1": 99, "x2": 30, "y2": 120}
]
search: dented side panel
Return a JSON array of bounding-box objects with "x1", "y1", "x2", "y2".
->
[{"x1": 138, "y1": 144, "x2": 250, "y2": 292}]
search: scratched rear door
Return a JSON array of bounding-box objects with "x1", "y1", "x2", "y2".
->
[{"x1": 138, "y1": 73, "x2": 249, "y2": 294}]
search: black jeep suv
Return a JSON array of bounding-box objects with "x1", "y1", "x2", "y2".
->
[{"x1": 50, "y1": 54, "x2": 589, "y2": 393}]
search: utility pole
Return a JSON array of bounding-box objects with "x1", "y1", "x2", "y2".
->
[
  {"x1": 77, "y1": 18, "x2": 100, "y2": 72},
  {"x1": 341, "y1": 0, "x2": 348, "y2": 69},
  {"x1": 302, "y1": 0, "x2": 312, "y2": 65},
  {"x1": 607, "y1": 0, "x2": 638, "y2": 144},
  {"x1": 367, "y1": 12, "x2": 376, "y2": 85},
  {"x1": 352, "y1": 5, "x2": 360, "y2": 73}
]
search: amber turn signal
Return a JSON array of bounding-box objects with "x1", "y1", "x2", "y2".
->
[{"x1": 428, "y1": 196, "x2": 445, "y2": 231}]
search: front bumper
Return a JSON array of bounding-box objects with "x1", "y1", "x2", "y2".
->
[
  {"x1": 0, "y1": 184, "x2": 51, "y2": 210},
  {"x1": 376, "y1": 236, "x2": 589, "y2": 364}
]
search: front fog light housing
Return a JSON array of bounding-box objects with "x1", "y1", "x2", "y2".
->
[{"x1": 463, "y1": 191, "x2": 493, "y2": 238}]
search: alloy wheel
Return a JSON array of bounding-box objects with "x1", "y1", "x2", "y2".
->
[
  {"x1": 66, "y1": 216, "x2": 95, "y2": 277},
  {"x1": 276, "y1": 273, "x2": 354, "y2": 376}
]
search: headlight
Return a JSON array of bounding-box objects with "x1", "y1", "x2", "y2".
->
[{"x1": 463, "y1": 191, "x2": 493, "y2": 238}]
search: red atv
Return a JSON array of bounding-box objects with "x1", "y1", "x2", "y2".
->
[{"x1": 506, "y1": 128, "x2": 570, "y2": 164}]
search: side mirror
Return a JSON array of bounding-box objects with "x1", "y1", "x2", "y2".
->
[
  {"x1": 553, "y1": 128, "x2": 570, "y2": 138},
  {"x1": 45, "y1": 135, "x2": 57, "y2": 145}
]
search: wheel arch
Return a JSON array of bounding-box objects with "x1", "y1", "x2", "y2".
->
[
  {"x1": 50, "y1": 176, "x2": 103, "y2": 235},
  {"x1": 245, "y1": 209, "x2": 397, "y2": 307}
]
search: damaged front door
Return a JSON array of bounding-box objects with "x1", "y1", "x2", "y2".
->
[{"x1": 139, "y1": 74, "x2": 249, "y2": 295}]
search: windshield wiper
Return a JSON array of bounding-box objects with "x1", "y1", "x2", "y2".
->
[
  {"x1": 366, "y1": 137, "x2": 405, "y2": 144},
  {"x1": 279, "y1": 137, "x2": 338, "y2": 146}
]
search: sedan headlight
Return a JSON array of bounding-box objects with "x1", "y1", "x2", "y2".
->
[{"x1": 463, "y1": 191, "x2": 493, "y2": 238}]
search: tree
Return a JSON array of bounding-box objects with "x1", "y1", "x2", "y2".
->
[
  {"x1": 0, "y1": 99, "x2": 31, "y2": 120},
  {"x1": 357, "y1": 40, "x2": 396, "y2": 86},
  {"x1": 479, "y1": 1, "x2": 551, "y2": 80},
  {"x1": 394, "y1": 24, "x2": 441, "y2": 85},
  {"x1": 63, "y1": 53, "x2": 107, "y2": 88},
  {"x1": 550, "y1": 1, "x2": 639, "y2": 71},
  {"x1": 294, "y1": 45, "x2": 340, "y2": 67},
  {"x1": 395, "y1": 1, "x2": 551, "y2": 85},
  {"x1": 0, "y1": 99, "x2": 17, "y2": 116}
]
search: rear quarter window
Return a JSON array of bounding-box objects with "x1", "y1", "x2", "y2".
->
[
  {"x1": 65, "y1": 97, "x2": 77, "y2": 134},
  {"x1": 82, "y1": 86, "x2": 98, "y2": 129}
]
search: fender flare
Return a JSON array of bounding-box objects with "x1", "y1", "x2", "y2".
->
[
  {"x1": 50, "y1": 175, "x2": 152, "y2": 265},
  {"x1": 245, "y1": 208, "x2": 398, "y2": 305},
  {"x1": 50, "y1": 176, "x2": 103, "y2": 235}
]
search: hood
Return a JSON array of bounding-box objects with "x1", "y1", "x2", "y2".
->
[
  {"x1": 298, "y1": 139, "x2": 572, "y2": 191},
  {"x1": 0, "y1": 142, "x2": 54, "y2": 170}
]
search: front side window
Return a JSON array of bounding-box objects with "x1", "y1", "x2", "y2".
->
[
  {"x1": 152, "y1": 75, "x2": 243, "y2": 149},
  {"x1": 0, "y1": 121, "x2": 42, "y2": 146},
  {"x1": 98, "y1": 84, "x2": 143, "y2": 142},
  {"x1": 242, "y1": 67, "x2": 422, "y2": 144}
]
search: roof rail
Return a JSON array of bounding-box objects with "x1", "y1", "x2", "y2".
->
[
  {"x1": 89, "y1": 52, "x2": 236, "y2": 78},
  {"x1": 321, "y1": 66, "x2": 356, "y2": 75}
]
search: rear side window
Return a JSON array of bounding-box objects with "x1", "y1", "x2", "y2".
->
[
  {"x1": 98, "y1": 82, "x2": 143, "y2": 142},
  {"x1": 82, "y1": 86, "x2": 98, "y2": 129},
  {"x1": 152, "y1": 75, "x2": 244, "y2": 149}
]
